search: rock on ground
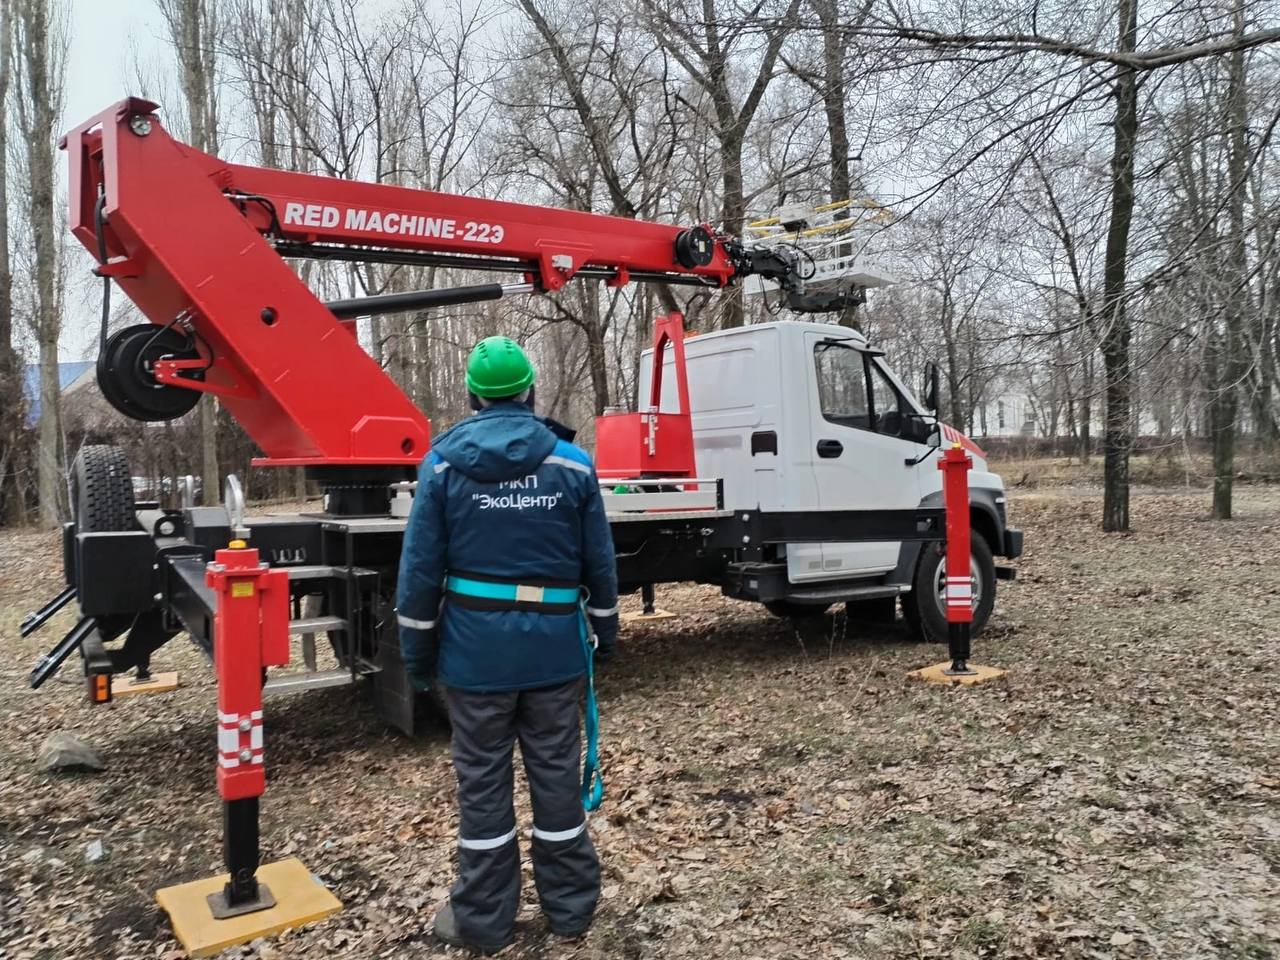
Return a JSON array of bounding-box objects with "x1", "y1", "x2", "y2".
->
[{"x1": 38, "y1": 732, "x2": 103, "y2": 773}]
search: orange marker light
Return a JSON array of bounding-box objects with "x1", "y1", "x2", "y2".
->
[{"x1": 89, "y1": 673, "x2": 112, "y2": 703}]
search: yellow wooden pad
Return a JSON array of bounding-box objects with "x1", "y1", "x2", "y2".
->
[
  {"x1": 622, "y1": 609, "x2": 677, "y2": 623},
  {"x1": 156, "y1": 857, "x2": 342, "y2": 957},
  {"x1": 909, "y1": 662, "x2": 1007, "y2": 685},
  {"x1": 111, "y1": 672, "x2": 180, "y2": 697}
]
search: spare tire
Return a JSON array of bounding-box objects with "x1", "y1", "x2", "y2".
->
[{"x1": 71, "y1": 445, "x2": 136, "y2": 533}]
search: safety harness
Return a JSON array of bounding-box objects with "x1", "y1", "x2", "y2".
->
[{"x1": 445, "y1": 573, "x2": 604, "y2": 812}]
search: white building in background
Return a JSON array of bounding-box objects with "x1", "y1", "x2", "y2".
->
[
  {"x1": 972, "y1": 393, "x2": 1039, "y2": 438},
  {"x1": 971, "y1": 388, "x2": 1167, "y2": 440}
]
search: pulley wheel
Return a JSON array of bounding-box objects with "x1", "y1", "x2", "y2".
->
[{"x1": 96, "y1": 323, "x2": 205, "y2": 422}]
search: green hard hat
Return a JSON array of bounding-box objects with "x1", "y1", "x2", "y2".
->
[{"x1": 466, "y1": 336, "x2": 536, "y2": 398}]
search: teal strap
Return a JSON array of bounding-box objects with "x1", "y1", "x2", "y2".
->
[
  {"x1": 445, "y1": 575, "x2": 580, "y2": 606},
  {"x1": 579, "y1": 608, "x2": 603, "y2": 812}
]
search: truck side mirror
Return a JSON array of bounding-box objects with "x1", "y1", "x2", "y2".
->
[{"x1": 923, "y1": 362, "x2": 940, "y2": 413}]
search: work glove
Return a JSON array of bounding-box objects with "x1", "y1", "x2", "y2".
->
[
  {"x1": 398, "y1": 621, "x2": 438, "y2": 694},
  {"x1": 593, "y1": 628, "x2": 618, "y2": 665},
  {"x1": 409, "y1": 671, "x2": 433, "y2": 694}
]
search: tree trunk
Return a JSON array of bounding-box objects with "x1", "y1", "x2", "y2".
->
[
  {"x1": 0, "y1": 0, "x2": 18, "y2": 523},
  {"x1": 1079, "y1": 356, "x2": 1092, "y2": 465},
  {"x1": 161, "y1": 0, "x2": 221, "y2": 503},
  {"x1": 1096, "y1": 0, "x2": 1139, "y2": 532},
  {"x1": 1212, "y1": 0, "x2": 1249, "y2": 520},
  {"x1": 811, "y1": 0, "x2": 864, "y2": 330},
  {"x1": 718, "y1": 132, "x2": 747, "y2": 330},
  {"x1": 15, "y1": 0, "x2": 66, "y2": 525},
  {"x1": 584, "y1": 321, "x2": 610, "y2": 417}
]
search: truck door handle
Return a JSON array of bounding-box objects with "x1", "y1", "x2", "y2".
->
[{"x1": 816, "y1": 439, "x2": 843, "y2": 458}]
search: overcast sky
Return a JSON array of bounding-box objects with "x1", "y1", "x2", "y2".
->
[
  {"x1": 65, "y1": 0, "x2": 167, "y2": 128},
  {"x1": 60, "y1": 1, "x2": 167, "y2": 359}
]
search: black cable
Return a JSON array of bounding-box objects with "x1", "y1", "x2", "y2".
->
[
  {"x1": 785, "y1": 241, "x2": 818, "y2": 281},
  {"x1": 224, "y1": 191, "x2": 283, "y2": 236},
  {"x1": 138, "y1": 315, "x2": 213, "y2": 384},
  {"x1": 94, "y1": 187, "x2": 110, "y2": 353}
]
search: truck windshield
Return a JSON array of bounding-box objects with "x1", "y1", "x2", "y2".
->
[{"x1": 868, "y1": 361, "x2": 908, "y2": 435}]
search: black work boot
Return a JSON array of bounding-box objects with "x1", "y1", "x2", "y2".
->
[
  {"x1": 548, "y1": 916, "x2": 593, "y2": 940},
  {"x1": 434, "y1": 901, "x2": 515, "y2": 955}
]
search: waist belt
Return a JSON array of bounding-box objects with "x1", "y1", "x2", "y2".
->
[{"x1": 445, "y1": 574, "x2": 581, "y2": 613}]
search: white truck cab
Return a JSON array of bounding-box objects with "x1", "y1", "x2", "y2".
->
[{"x1": 642, "y1": 320, "x2": 1022, "y2": 637}]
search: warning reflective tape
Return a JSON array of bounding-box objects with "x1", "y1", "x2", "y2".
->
[
  {"x1": 544, "y1": 454, "x2": 591, "y2": 474},
  {"x1": 218, "y1": 755, "x2": 239, "y2": 769},
  {"x1": 250, "y1": 726, "x2": 263, "y2": 750},
  {"x1": 217, "y1": 710, "x2": 238, "y2": 724},
  {"x1": 586, "y1": 605, "x2": 618, "y2": 618},
  {"x1": 218, "y1": 725, "x2": 239, "y2": 754},
  {"x1": 532, "y1": 821, "x2": 587, "y2": 843},
  {"x1": 397, "y1": 612, "x2": 436, "y2": 630},
  {"x1": 946, "y1": 585, "x2": 973, "y2": 599},
  {"x1": 458, "y1": 826, "x2": 517, "y2": 851}
]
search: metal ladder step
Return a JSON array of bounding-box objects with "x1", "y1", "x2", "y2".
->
[
  {"x1": 284, "y1": 565, "x2": 341, "y2": 581},
  {"x1": 283, "y1": 564, "x2": 378, "y2": 581},
  {"x1": 288, "y1": 615, "x2": 347, "y2": 634},
  {"x1": 263, "y1": 668, "x2": 357, "y2": 696}
]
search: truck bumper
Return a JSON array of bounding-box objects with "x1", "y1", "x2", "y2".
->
[{"x1": 1002, "y1": 528, "x2": 1024, "y2": 559}]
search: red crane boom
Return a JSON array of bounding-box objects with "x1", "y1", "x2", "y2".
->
[{"x1": 63, "y1": 98, "x2": 743, "y2": 468}]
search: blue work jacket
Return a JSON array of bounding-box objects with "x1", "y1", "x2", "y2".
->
[{"x1": 395, "y1": 403, "x2": 619, "y2": 692}]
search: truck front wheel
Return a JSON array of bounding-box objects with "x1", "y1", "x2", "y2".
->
[{"x1": 902, "y1": 532, "x2": 996, "y2": 644}]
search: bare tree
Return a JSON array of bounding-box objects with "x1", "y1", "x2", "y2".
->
[
  {"x1": 157, "y1": 0, "x2": 221, "y2": 503},
  {"x1": 1091, "y1": 0, "x2": 1139, "y2": 532},
  {"x1": 11, "y1": 0, "x2": 68, "y2": 525},
  {"x1": 1210, "y1": 0, "x2": 1251, "y2": 518},
  {"x1": 641, "y1": 0, "x2": 803, "y2": 328},
  {"x1": 0, "y1": 0, "x2": 21, "y2": 522},
  {"x1": 515, "y1": 0, "x2": 684, "y2": 317},
  {"x1": 783, "y1": 0, "x2": 874, "y2": 328},
  {"x1": 845, "y1": 0, "x2": 1280, "y2": 529}
]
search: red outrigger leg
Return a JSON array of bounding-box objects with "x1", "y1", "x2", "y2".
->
[
  {"x1": 939, "y1": 442, "x2": 977, "y2": 675},
  {"x1": 205, "y1": 542, "x2": 290, "y2": 916}
]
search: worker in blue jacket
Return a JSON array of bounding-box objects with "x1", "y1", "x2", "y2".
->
[{"x1": 395, "y1": 335, "x2": 619, "y2": 954}]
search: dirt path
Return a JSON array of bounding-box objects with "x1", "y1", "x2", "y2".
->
[{"x1": 1, "y1": 489, "x2": 1277, "y2": 959}]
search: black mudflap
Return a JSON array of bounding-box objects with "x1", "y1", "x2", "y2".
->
[{"x1": 374, "y1": 626, "x2": 446, "y2": 737}]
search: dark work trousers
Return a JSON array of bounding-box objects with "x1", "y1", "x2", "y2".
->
[{"x1": 442, "y1": 678, "x2": 601, "y2": 946}]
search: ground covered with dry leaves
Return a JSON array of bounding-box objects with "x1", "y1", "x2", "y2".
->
[{"x1": 1, "y1": 485, "x2": 1277, "y2": 960}]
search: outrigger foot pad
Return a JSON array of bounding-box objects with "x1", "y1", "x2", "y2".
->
[
  {"x1": 157, "y1": 858, "x2": 342, "y2": 958},
  {"x1": 622, "y1": 609, "x2": 677, "y2": 623},
  {"x1": 111, "y1": 671, "x2": 180, "y2": 697},
  {"x1": 909, "y1": 662, "x2": 1006, "y2": 686}
]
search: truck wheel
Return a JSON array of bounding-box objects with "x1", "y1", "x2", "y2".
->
[
  {"x1": 764, "y1": 600, "x2": 831, "y2": 620},
  {"x1": 902, "y1": 532, "x2": 996, "y2": 644},
  {"x1": 71, "y1": 445, "x2": 136, "y2": 532}
]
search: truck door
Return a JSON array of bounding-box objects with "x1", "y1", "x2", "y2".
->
[{"x1": 805, "y1": 333, "x2": 926, "y2": 577}]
